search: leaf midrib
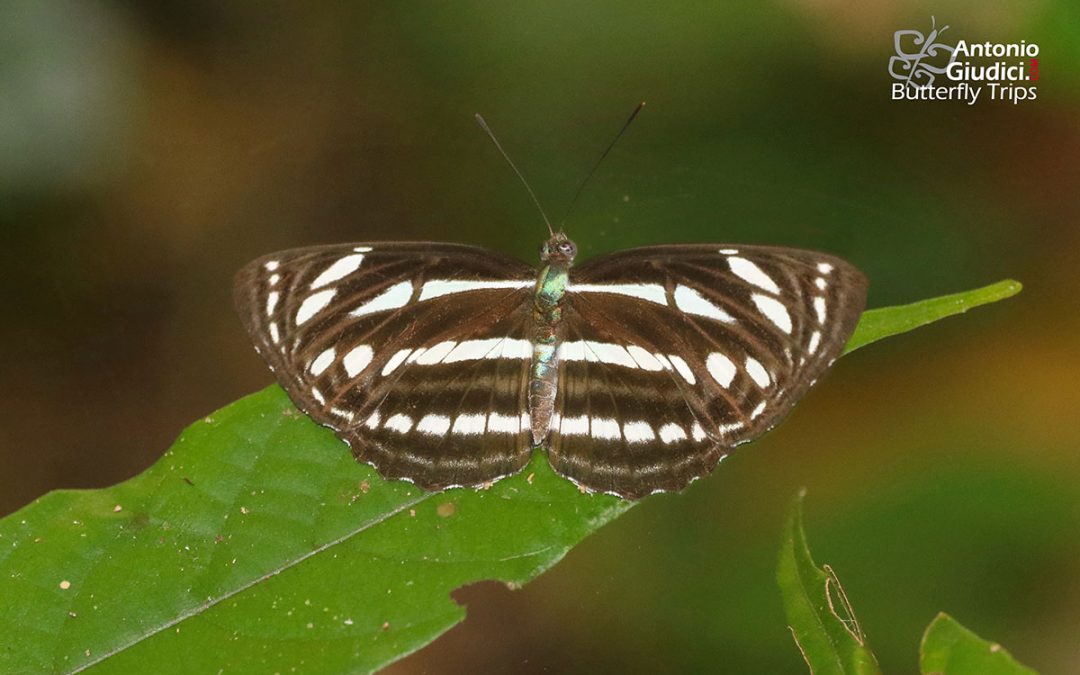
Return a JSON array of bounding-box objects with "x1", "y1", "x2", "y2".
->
[{"x1": 68, "y1": 491, "x2": 432, "y2": 674}]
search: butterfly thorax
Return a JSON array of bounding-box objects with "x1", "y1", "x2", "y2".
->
[{"x1": 528, "y1": 234, "x2": 577, "y2": 444}]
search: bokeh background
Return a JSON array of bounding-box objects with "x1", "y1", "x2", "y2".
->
[{"x1": 2, "y1": 2, "x2": 1078, "y2": 673}]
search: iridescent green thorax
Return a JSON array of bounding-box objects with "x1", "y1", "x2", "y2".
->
[
  {"x1": 535, "y1": 264, "x2": 568, "y2": 320},
  {"x1": 528, "y1": 233, "x2": 577, "y2": 444}
]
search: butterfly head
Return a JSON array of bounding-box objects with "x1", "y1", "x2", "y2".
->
[{"x1": 540, "y1": 233, "x2": 578, "y2": 265}]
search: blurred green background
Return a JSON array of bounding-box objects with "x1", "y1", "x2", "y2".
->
[{"x1": 2, "y1": 2, "x2": 1077, "y2": 673}]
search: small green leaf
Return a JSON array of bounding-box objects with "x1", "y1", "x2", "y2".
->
[
  {"x1": 920, "y1": 613, "x2": 1039, "y2": 675},
  {"x1": 778, "y1": 490, "x2": 881, "y2": 675},
  {"x1": 844, "y1": 279, "x2": 1022, "y2": 355},
  {"x1": 0, "y1": 280, "x2": 1021, "y2": 673}
]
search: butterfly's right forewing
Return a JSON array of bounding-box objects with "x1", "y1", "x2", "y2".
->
[{"x1": 234, "y1": 242, "x2": 538, "y2": 489}]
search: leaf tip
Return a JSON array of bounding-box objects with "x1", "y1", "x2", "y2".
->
[{"x1": 1000, "y1": 279, "x2": 1023, "y2": 298}]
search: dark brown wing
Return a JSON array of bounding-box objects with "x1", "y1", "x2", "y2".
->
[
  {"x1": 547, "y1": 244, "x2": 867, "y2": 498},
  {"x1": 234, "y1": 242, "x2": 537, "y2": 489}
]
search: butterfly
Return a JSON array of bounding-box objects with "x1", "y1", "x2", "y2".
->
[{"x1": 234, "y1": 232, "x2": 867, "y2": 499}]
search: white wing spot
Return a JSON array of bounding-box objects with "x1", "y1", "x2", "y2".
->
[
  {"x1": 452, "y1": 414, "x2": 486, "y2": 435},
  {"x1": 309, "y1": 347, "x2": 336, "y2": 376},
  {"x1": 349, "y1": 281, "x2": 413, "y2": 318},
  {"x1": 623, "y1": 420, "x2": 656, "y2": 444},
  {"x1": 567, "y1": 282, "x2": 668, "y2": 306},
  {"x1": 815, "y1": 277, "x2": 828, "y2": 290},
  {"x1": 751, "y1": 293, "x2": 793, "y2": 334},
  {"x1": 750, "y1": 401, "x2": 767, "y2": 420},
  {"x1": 384, "y1": 413, "x2": 414, "y2": 434},
  {"x1": 310, "y1": 253, "x2": 365, "y2": 289},
  {"x1": 418, "y1": 279, "x2": 531, "y2": 301},
  {"x1": 381, "y1": 348, "x2": 412, "y2": 376},
  {"x1": 560, "y1": 341, "x2": 638, "y2": 368},
  {"x1": 728, "y1": 256, "x2": 781, "y2": 294},
  {"x1": 587, "y1": 342, "x2": 637, "y2": 368},
  {"x1": 501, "y1": 339, "x2": 533, "y2": 359},
  {"x1": 268, "y1": 323, "x2": 280, "y2": 343},
  {"x1": 658, "y1": 423, "x2": 688, "y2": 444},
  {"x1": 718, "y1": 248, "x2": 739, "y2": 255},
  {"x1": 415, "y1": 341, "x2": 456, "y2": 365},
  {"x1": 807, "y1": 330, "x2": 822, "y2": 355},
  {"x1": 706, "y1": 352, "x2": 737, "y2": 388},
  {"x1": 653, "y1": 353, "x2": 674, "y2": 371},
  {"x1": 416, "y1": 414, "x2": 451, "y2": 436},
  {"x1": 817, "y1": 262, "x2": 834, "y2": 274},
  {"x1": 591, "y1": 417, "x2": 622, "y2": 441},
  {"x1": 558, "y1": 341, "x2": 696, "y2": 380},
  {"x1": 296, "y1": 289, "x2": 337, "y2": 325},
  {"x1": 268, "y1": 273, "x2": 281, "y2": 286},
  {"x1": 487, "y1": 412, "x2": 519, "y2": 434},
  {"x1": 443, "y1": 338, "x2": 531, "y2": 364},
  {"x1": 353, "y1": 246, "x2": 373, "y2": 253},
  {"x1": 669, "y1": 355, "x2": 697, "y2": 385},
  {"x1": 744, "y1": 356, "x2": 771, "y2": 388},
  {"x1": 265, "y1": 290, "x2": 280, "y2": 316},
  {"x1": 814, "y1": 296, "x2": 827, "y2": 323},
  {"x1": 311, "y1": 387, "x2": 325, "y2": 405},
  {"x1": 264, "y1": 260, "x2": 279, "y2": 271},
  {"x1": 364, "y1": 412, "x2": 380, "y2": 429},
  {"x1": 402, "y1": 451, "x2": 434, "y2": 467},
  {"x1": 627, "y1": 345, "x2": 664, "y2": 371},
  {"x1": 560, "y1": 415, "x2": 589, "y2": 436},
  {"x1": 717, "y1": 421, "x2": 744, "y2": 435},
  {"x1": 674, "y1": 285, "x2": 735, "y2": 323},
  {"x1": 329, "y1": 407, "x2": 355, "y2": 423},
  {"x1": 444, "y1": 338, "x2": 501, "y2": 363},
  {"x1": 558, "y1": 341, "x2": 590, "y2": 362},
  {"x1": 343, "y1": 344, "x2": 374, "y2": 377},
  {"x1": 691, "y1": 421, "x2": 708, "y2": 442}
]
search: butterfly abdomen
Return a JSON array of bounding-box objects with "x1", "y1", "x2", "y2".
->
[{"x1": 528, "y1": 262, "x2": 571, "y2": 445}]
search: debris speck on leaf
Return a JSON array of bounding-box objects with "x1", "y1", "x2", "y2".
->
[{"x1": 436, "y1": 502, "x2": 456, "y2": 518}]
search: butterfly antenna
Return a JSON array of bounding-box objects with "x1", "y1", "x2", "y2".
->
[
  {"x1": 559, "y1": 101, "x2": 645, "y2": 228},
  {"x1": 475, "y1": 113, "x2": 555, "y2": 237}
]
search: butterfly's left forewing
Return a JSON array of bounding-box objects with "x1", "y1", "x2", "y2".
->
[
  {"x1": 551, "y1": 244, "x2": 867, "y2": 497},
  {"x1": 234, "y1": 243, "x2": 538, "y2": 489}
]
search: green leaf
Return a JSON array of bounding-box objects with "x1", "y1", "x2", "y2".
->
[
  {"x1": 843, "y1": 279, "x2": 1022, "y2": 355},
  {"x1": 777, "y1": 490, "x2": 881, "y2": 675},
  {"x1": 920, "y1": 613, "x2": 1039, "y2": 675},
  {"x1": 0, "y1": 280, "x2": 1020, "y2": 674},
  {"x1": 0, "y1": 386, "x2": 630, "y2": 673}
]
